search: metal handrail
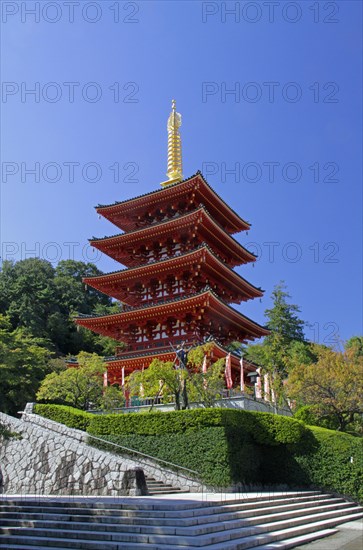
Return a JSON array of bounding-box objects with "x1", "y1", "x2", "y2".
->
[
  {"x1": 86, "y1": 432, "x2": 199, "y2": 479},
  {"x1": 25, "y1": 409, "x2": 200, "y2": 478}
]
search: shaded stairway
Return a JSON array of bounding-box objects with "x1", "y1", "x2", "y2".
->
[
  {"x1": 0, "y1": 491, "x2": 362, "y2": 549},
  {"x1": 145, "y1": 474, "x2": 189, "y2": 495}
]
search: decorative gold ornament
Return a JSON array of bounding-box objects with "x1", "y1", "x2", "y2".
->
[{"x1": 160, "y1": 99, "x2": 183, "y2": 187}]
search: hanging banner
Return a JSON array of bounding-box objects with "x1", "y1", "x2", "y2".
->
[
  {"x1": 264, "y1": 373, "x2": 270, "y2": 401},
  {"x1": 225, "y1": 353, "x2": 233, "y2": 390},
  {"x1": 255, "y1": 367, "x2": 262, "y2": 399},
  {"x1": 240, "y1": 356, "x2": 244, "y2": 392},
  {"x1": 202, "y1": 354, "x2": 208, "y2": 373}
]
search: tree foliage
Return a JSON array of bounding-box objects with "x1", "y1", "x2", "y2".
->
[
  {"x1": 100, "y1": 385, "x2": 125, "y2": 411},
  {"x1": 188, "y1": 358, "x2": 225, "y2": 407},
  {"x1": 0, "y1": 258, "x2": 119, "y2": 356},
  {"x1": 345, "y1": 336, "x2": 363, "y2": 358},
  {"x1": 246, "y1": 282, "x2": 308, "y2": 373},
  {"x1": 126, "y1": 358, "x2": 186, "y2": 410},
  {"x1": 126, "y1": 345, "x2": 226, "y2": 410},
  {"x1": 245, "y1": 282, "x2": 314, "y2": 404},
  {"x1": 0, "y1": 314, "x2": 51, "y2": 415},
  {"x1": 265, "y1": 282, "x2": 305, "y2": 342},
  {"x1": 287, "y1": 343, "x2": 363, "y2": 431},
  {"x1": 36, "y1": 352, "x2": 106, "y2": 410}
]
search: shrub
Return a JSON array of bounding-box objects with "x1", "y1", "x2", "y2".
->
[
  {"x1": 88, "y1": 427, "x2": 261, "y2": 486},
  {"x1": 295, "y1": 427, "x2": 363, "y2": 503},
  {"x1": 34, "y1": 404, "x2": 92, "y2": 431},
  {"x1": 259, "y1": 426, "x2": 363, "y2": 503},
  {"x1": 87, "y1": 407, "x2": 306, "y2": 445},
  {"x1": 87, "y1": 408, "x2": 306, "y2": 486},
  {"x1": 34, "y1": 404, "x2": 362, "y2": 501}
]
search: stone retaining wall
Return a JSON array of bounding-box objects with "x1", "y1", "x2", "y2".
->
[{"x1": 0, "y1": 411, "x2": 202, "y2": 496}]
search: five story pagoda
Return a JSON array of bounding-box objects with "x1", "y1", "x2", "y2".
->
[{"x1": 76, "y1": 101, "x2": 269, "y2": 387}]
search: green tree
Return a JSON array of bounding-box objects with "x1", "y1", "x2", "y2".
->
[
  {"x1": 287, "y1": 343, "x2": 363, "y2": 432},
  {"x1": 126, "y1": 358, "x2": 188, "y2": 411},
  {"x1": 0, "y1": 258, "x2": 57, "y2": 337},
  {"x1": 188, "y1": 358, "x2": 225, "y2": 408},
  {"x1": 345, "y1": 336, "x2": 363, "y2": 359},
  {"x1": 126, "y1": 345, "x2": 226, "y2": 410},
  {"x1": 186, "y1": 343, "x2": 225, "y2": 407},
  {"x1": 36, "y1": 352, "x2": 105, "y2": 410},
  {"x1": 99, "y1": 385, "x2": 125, "y2": 411},
  {"x1": 245, "y1": 282, "x2": 313, "y2": 403},
  {"x1": 265, "y1": 282, "x2": 305, "y2": 342},
  {"x1": 0, "y1": 258, "x2": 120, "y2": 356},
  {"x1": 0, "y1": 315, "x2": 51, "y2": 415}
]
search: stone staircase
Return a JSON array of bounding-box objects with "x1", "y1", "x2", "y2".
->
[
  {"x1": 0, "y1": 491, "x2": 362, "y2": 549},
  {"x1": 145, "y1": 475, "x2": 188, "y2": 495}
]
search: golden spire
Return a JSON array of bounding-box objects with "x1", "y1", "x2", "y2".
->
[{"x1": 160, "y1": 99, "x2": 183, "y2": 187}]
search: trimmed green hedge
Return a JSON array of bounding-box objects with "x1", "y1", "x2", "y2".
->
[
  {"x1": 34, "y1": 404, "x2": 92, "y2": 431},
  {"x1": 87, "y1": 408, "x2": 306, "y2": 447},
  {"x1": 259, "y1": 426, "x2": 363, "y2": 503},
  {"x1": 34, "y1": 404, "x2": 363, "y2": 501},
  {"x1": 296, "y1": 427, "x2": 363, "y2": 502},
  {"x1": 87, "y1": 409, "x2": 306, "y2": 486},
  {"x1": 89, "y1": 428, "x2": 261, "y2": 487}
]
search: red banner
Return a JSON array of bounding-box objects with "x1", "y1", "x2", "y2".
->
[{"x1": 225, "y1": 353, "x2": 233, "y2": 389}]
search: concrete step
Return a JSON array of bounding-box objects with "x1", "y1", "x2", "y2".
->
[
  {"x1": 0, "y1": 493, "x2": 361, "y2": 549},
  {"x1": 0, "y1": 498, "x2": 348, "y2": 528},
  {"x1": 0, "y1": 495, "x2": 348, "y2": 526},
  {"x1": 147, "y1": 481, "x2": 179, "y2": 489},
  {"x1": 0, "y1": 537, "x2": 157, "y2": 549},
  {"x1": 0, "y1": 492, "x2": 323, "y2": 511},
  {"x1": 1, "y1": 508, "x2": 362, "y2": 546},
  {"x1": 144, "y1": 475, "x2": 188, "y2": 495},
  {"x1": 0, "y1": 514, "x2": 361, "y2": 550},
  {"x1": 0, "y1": 492, "x2": 327, "y2": 516},
  {"x1": 0, "y1": 491, "x2": 322, "y2": 510},
  {"x1": 149, "y1": 487, "x2": 189, "y2": 496},
  {"x1": 0, "y1": 501, "x2": 356, "y2": 535},
  {"x1": 189, "y1": 520, "x2": 348, "y2": 550}
]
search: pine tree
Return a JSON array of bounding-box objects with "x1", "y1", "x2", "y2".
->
[
  {"x1": 245, "y1": 282, "x2": 313, "y2": 403},
  {"x1": 265, "y1": 282, "x2": 305, "y2": 343}
]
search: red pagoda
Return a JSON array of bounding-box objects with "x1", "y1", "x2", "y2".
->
[{"x1": 76, "y1": 101, "x2": 268, "y2": 388}]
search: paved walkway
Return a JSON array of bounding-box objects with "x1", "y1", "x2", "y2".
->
[{"x1": 294, "y1": 520, "x2": 362, "y2": 549}]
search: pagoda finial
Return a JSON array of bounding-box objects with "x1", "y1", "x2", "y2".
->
[{"x1": 160, "y1": 99, "x2": 183, "y2": 187}]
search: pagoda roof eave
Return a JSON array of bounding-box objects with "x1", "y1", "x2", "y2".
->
[
  {"x1": 89, "y1": 206, "x2": 257, "y2": 265},
  {"x1": 75, "y1": 288, "x2": 269, "y2": 339},
  {"x1": 82, "y1": 244, "x2": 263, "y2": 304},
  {"x1": 95, "y1": 171, "x2": 251, "y2": 233},
  {"x1": 104, "y1": 339, "x2": 258, "y2": 370}
]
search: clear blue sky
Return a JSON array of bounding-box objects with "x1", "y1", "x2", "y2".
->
[{"x1": 1, "y1": 0, "x2": 362, "y2": 345}]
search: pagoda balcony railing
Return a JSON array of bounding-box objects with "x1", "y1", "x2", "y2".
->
[
  {"x1": 122, "y1": 392, "x2": 245, "y2": 408},
  {"x1": 92, "y1": 389, "x2": 258, "y2": 412}
]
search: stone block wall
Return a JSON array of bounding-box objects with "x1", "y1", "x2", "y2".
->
[{"x1": 0, "y1": 411, "x2": 202, "y2": 496}]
